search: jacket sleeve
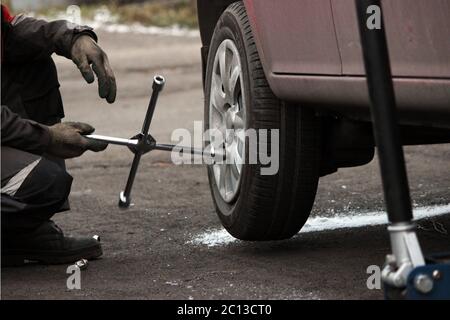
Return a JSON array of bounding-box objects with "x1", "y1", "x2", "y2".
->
[
  {"x1": 1, "y1": 105, "x2": 51, "y2": 155},
  {"x1": 3, "y1": 13, "x2": 97, "y2": 63}
]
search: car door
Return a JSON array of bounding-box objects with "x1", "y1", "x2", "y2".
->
[
  {"x1": 244, "y1": 0, "x2": 342, "y2": 75},
  {"x1": 331, "y1": 0, "x2": 450, "y2": 78}
]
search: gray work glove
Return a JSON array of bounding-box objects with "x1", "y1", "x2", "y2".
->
[
  {"x1": 47, "y1": 122, "x2": 108, "y2": 159},
  {"x1": 71, "y1": 35, "x2": 117, "y2": 104}
]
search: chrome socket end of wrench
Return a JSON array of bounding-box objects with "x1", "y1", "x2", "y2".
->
[
  {"x1": 118, "y1": 191, "x2": 131, "y2": 209},
  {"x1": 153, "y1": 75, "x2": 165, "y2": 92},
  {"x1": 75, "y1": 259, "x2": 88, "y2": 270}
]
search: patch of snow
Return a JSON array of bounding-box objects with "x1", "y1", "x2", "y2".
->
[
  {"x1": 189, "y1": 204, "x2": 450, "y2": 247},
  {"x1": 189, "y1": 229, "x2": 238, "y2": 248},
  {"x1": 301, "y1": 204, "x2": 450, "y2": 233},
  {"x1": 37, "y1": 6, "x2": 198, "y2": 37}
]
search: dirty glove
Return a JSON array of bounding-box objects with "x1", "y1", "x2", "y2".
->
[
  {"x1": 71, "y1": 35, "x2": 117, "y2": 104},
  {"x1": 47, "y1": 122, "x2": 108, "y2": 159}
]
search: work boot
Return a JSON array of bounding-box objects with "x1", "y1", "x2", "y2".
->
[{"x1": 2, "y1": 221, "x2": 102, "y2": 267}]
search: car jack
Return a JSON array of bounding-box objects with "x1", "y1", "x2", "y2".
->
[
  {"x1": 356, "y1": 0, "x2": 450, "y2": 299},
  {"x1": 85, "y1": 75, "x2": 222, "y2": 209}
]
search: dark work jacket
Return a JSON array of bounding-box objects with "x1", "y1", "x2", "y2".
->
[{"x1": 1, "y1": 5, "x2": 97, "y2": 155}]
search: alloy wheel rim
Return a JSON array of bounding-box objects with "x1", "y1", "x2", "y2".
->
[{"x1": 209, "y1": 39, "x2": 246, "y2": 204}]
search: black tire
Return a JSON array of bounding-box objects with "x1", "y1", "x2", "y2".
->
[{"x1": 204, "y1": 2, "x2": 320, "y2": 240}]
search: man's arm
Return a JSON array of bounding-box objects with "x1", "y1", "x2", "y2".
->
[
  {"x1": 1, "y1": 105, "x2": 51, "y2": 155},
  {"x1": 1, "y1": 5, "x2": 115, "y2": 103},
  {"x1": 1, "y1": 105, "x2": 108, "y2": 158},
  {"x1": 2, "y1": 12, "x2": 97, "y2": 62}
]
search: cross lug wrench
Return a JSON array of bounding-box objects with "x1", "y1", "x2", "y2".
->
[
  {"x1": 118, "y1": 75, "x2": 165, "y2": 208},
  {"x1": 85, "y1": 75, "x2": 224, "y2": 209}
]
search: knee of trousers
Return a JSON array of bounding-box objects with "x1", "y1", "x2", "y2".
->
[
  {"x1": 40, "y1": 159, "x2": 73, "y2": 203},
  {"x1": 17, "y1": 158, "x2": 73, "y2": 205}
]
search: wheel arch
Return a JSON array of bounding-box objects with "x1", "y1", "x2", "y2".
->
[{"x1": 197, "y1": 0, "x2": 259, "y2": 88}]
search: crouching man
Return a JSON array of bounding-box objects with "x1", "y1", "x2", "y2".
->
[{"x1": 1, "y1": 5, "x2": 115, "y2": 266}]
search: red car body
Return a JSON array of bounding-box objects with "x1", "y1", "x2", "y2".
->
[{"x1": 198, "y1": 0, "x2": 450, "y2": 128}]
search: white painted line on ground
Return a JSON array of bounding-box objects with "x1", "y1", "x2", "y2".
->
[{"x1": 189, "y1": 204, "x2": 450, "y2": 247}]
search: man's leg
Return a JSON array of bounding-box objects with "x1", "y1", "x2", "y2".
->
[
  {"x1": 1, "y1": 146, "x2": 72, "y2": 232},
  {"x1": 1, "y1": 147, "x2": 102, "y2": 266}
]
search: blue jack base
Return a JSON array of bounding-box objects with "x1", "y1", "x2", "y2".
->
[{"x1": 385, "y1": 253, "x2": 450, "y2": 300}]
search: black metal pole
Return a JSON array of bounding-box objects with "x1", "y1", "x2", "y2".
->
[{"x1": 355, "y1": 0, "x2": 413, "y2": 223}]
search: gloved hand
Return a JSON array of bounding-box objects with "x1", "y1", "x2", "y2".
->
[
  {"x1": 47, "y1": 122, "x2": 108, "y2": 159},
  {"x1": 71, "y1": 35, "x2": 117, "y2": 104}
]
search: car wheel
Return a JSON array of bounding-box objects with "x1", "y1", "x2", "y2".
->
[{"x1": 204, "y1": 2, "x2": 320, "y2": 240}]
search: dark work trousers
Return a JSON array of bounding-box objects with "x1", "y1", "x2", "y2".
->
[
  {"x1": 1, "y1": 147, "x2": 73, "y2": 232},
  {"x1": 1, "y1": 56, "x2": 73, "y2": 232}
]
